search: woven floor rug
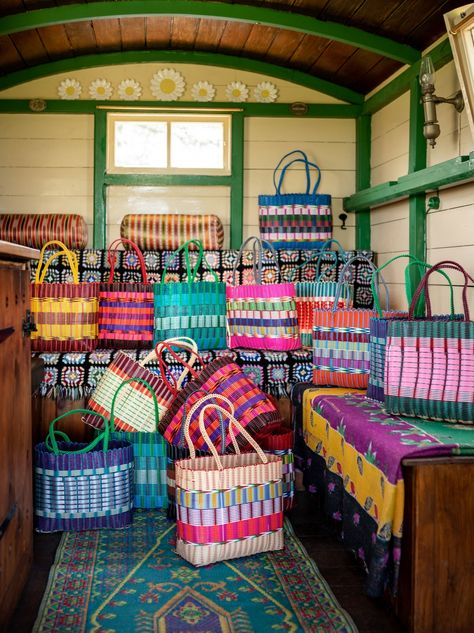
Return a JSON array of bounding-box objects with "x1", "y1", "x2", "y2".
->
[{"x1": 33, "y1": 511, "x2": 358, "y2": 633}]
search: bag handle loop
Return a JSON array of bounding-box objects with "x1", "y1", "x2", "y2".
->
[
  {"x1": 231, "y1": 236, "x2": 281, "y2": 286},
  {"x1": 110, "y1": 377, "x2": 160, "y2": 432},
  {"x1": 404, "y1": 260, "x2": 455, "y2": 318},
  {"x1": 154, "y1": 340, "x2": 202, "y2": 395},
  {"x1": 35, "y1": 240, "x2": 80, "y2": 284},
  {"x1": 107, "y1": 238, "x2": 148, "y2": 283},
  {"x1": 274, "y1": 154, "x2": 321, "y2": 196},
  {"x1": 332, "y1": 254, "x2": 389, "y2": 312},
  {"x1": 196, "y1": 404, "x2": 268, "y2": 471},
  {"x1": 46, "y1": 408, "x2": 110, "y2": 454},
  {"x1": 409, "y1": 260, "x2": 473, "y2": 320},
  {"x1": 272, "y1": 150, "x2": 310, "y2": 192},
  {"x1": 178, "y1": 392, "x2": 235, "y2": 452}
]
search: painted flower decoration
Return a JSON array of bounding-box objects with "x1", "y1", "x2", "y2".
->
[
  {"x1": 225, "y1": 81, "x2": 248, "y2": 102},
  {"x1": 150, "y1": 69, "x2": 185, "y2": 101},
  {"x1": 88, "y1": 78, "x2": 113, "y2": 100},
  {"x1": 191, "y1": 81, "x2": 216, "y2": 102},
  {"x1": 254, "y1": 81, "x2": 278, "y2": 103},
  {"x1": 57, "y1": 78, "x2": 82, "y2": 100},
  {"x1": 117, "y1": 79, "x2": 142, "y2": 101}
]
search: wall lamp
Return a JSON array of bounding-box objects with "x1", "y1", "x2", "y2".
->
[{"x1": 419, "y1": 55, "x2": 464, "y2": 147}]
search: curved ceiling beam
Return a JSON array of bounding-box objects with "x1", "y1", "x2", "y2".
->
[
  {"x1": 0, "y1": 0, "x2": 420, "y2": 65},
  {"x1": 0, "y1": 50, "x2": 364, "y2": 104}
]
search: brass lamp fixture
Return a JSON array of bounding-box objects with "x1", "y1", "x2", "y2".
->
[{"x1": 419, "y1": 55, "x2": 465, "y2": 147}]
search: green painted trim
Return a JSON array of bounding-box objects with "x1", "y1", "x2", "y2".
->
[
  {"x1": 0, "y1": 99, "x2": 362, "y2": 118},
  {"x1": 93, "y1": 109, "x2": 107, "y2": 248},
  {"x1": 408, "y1": 77, "x2": 426, "y2": 174},
  {"x1": 355, "y1": 114, "x2": 371, "y2": 250},
  {"x1": 343, "y1": 153, "x2": 474, "y2": 212},
  {"x1": 103, "y1": 174, "x2": 232, "y2": 186},
  {"x1": 0, "y1": 1, "x2": 419, "y2": 64},
  {"x1": 409, "y1": 194, "x2": 427, "y2": 288},
  {"x1": 362, "y1": 38, "x2": 453, "y2": 115},
  {"x1": 0, "y1": 51, "x2": 363, "y2": 105},
  {"x1": 230, "y1": 111, "x2": 244, "y2": 249}
]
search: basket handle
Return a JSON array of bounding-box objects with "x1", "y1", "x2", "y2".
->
[
  {"x1": 272, "y1": 150, "x2": 310, "y2": 192},
  {"x1": 332, "y1": 254, "x2": 389, "y2": 312},
  {"x1": 273, "y1": 152, "x2": 321, "y2": 195},
  {"x1": 196, "y1": 404, "x2": 268, "y2": 471},
  {"x1": 161, "y1": 239, "x2": 204, "y2": 284},
  {"x1": 107, "y1": 238, "x2": 148, "y2": 283},
  {"x1": 231, "y1": 236, "x2": 281, "y2": 286},
  {"x1": 35, "y1": 240, "x2": 79, "y2": 284},
  {"x1": 154, "y1": 340, "x2": 202, "y2": 394},
  {"x1": 404, "y1": 260, "x2": 456, "y2": 318},
  {"x1": 408, "y1": 260, "x2": 473, "y2": 320},
  {"x1": 180, "y1": 392, "x2": 236, "y2": 453},
  {"x1": 109, "y1": 377, "x2": 160, "y2": 432},
  {"x1": 46, "y1": 409, "x2": 110, "y2": 454}
]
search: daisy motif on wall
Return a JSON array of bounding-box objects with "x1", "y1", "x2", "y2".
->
[
  {"x1": 191, "y1": 81, "x2": 216, "y2": 102},
  {"x1": 254, "y1": 81, "x2": 278, "y2": 103},
  {"x1": 89, "y1": 78, "x2": 113, "y2": 100},
  {"x1": 225, "y1": 81, "x2": 249, "y2": 102},
  {"x1": 150, "y1": 69, "x2": 185, "y2": 101},
  {"x1": 117, "y1": 79, "x2": 142, "y2": 101},
  {"x1": 57, "y1": 78, "x2": 82, "y2": 100}
]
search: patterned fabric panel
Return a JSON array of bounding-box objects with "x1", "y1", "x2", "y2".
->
[{"x1": 30, "y1": 248, "x2": 376, "y2": 309}]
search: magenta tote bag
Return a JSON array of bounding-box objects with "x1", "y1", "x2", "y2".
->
[{"x1": 226, "y1": 236, "x2": 301, "y2": 351}]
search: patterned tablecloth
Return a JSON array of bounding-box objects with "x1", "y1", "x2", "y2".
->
[
  {"x1": 295, "y1": 389, "x2": 474, "y2": 598},
  {"x1": 33, "y1": 347, "x2": 314, "y2": 399}
]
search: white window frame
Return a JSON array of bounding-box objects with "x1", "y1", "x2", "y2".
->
[{"x1": 106, "y1": 111, "x2": 231, "y2": 176}]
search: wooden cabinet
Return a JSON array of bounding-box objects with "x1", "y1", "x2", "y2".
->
[
  {"x1": 0, "y1": 241, "x2": 39, "y2": 631},
  {"x1": 394, "y1": 457, "x2": 474, "y2": 633}
]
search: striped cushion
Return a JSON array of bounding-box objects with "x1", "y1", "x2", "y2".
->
[{"x1": 0, "y1": 213, "x2": 88, "y2": 249}]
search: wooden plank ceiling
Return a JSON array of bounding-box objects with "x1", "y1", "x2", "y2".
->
[{"x1": 0, "y1": 0, "x2": 462, "y2": 98}]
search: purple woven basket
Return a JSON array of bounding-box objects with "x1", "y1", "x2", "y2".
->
[{"x1": 34, "y1": 439, "x2": 134, "y2": 532}]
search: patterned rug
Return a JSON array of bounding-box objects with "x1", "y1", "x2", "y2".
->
[{"x1": 33, "y1": 511, "x2": 358, "y2": 633}]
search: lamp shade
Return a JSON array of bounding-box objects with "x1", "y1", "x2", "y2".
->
[{"x1": 419, "y1": 56, "x2": 435, "y2": 87}]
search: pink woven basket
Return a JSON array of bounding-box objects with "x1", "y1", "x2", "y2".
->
[{"x1": 175, "y1": 395, "x2": 284, "y2": 566}]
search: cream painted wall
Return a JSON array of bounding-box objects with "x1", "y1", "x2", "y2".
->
[
  {"x1": 369, "y1": 59, "x2": 474, "y2": 314},
  {"x1": 0, "y1": 64, "x2": 355, "y2": 252}
]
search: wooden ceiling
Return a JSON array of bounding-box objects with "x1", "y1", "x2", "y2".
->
[{"x1": 0, "y1": 0, "x2": 463, "y2": 101}]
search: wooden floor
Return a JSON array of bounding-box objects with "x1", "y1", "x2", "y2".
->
[{"x1": 9, "y1": 491, "x2": 406, "y2": 633}]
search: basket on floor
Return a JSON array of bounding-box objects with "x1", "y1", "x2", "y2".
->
[
  {"x1": 175, "y1": 395, "x2": 284, "y2": 566},
  {"x1": 34, "y1": 408, "x2": 134, "y2": 532}
]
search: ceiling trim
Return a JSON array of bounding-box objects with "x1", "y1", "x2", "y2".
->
[
  {"x1": 0, "y1": 49, "x2": 364, "y2": 104},
  {"x1": 0, "y1": 0, "x2": 420, "y2": 65}
]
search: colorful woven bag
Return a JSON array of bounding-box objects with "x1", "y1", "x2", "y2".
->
[
  {"x1": 175, "y1": 396, "x2": 284, "y2": 566},
  {"x1": 367, "y1": 255, "x2": 456, "y2": 403},
  {"x1": 0, "y1": 213, "x2": 88, "y2": 249},
  {"x1": 34, "y1": 408, "x2": 134, "y2": 532},
  {"x1": 312, "y1": 255, "x2": 400, "y2": 389},
  {"x1": 98, "y1": 238, "x2": 154, "y2": 348},
  {"x1": 226, "y1": 236, "x2": 301, "y2": 351},
  {"x1": 83, "y1": 337, "x2": 198, "y2": 432},
  {"x1": 108, "y1": 377, "x2": 168, "y2": 510},
  {"x1": 384, "y1": 260, "x2": 474, "y2": 424},
  {"x1": 289, "y1": 239, "x2": 352, "y2": 347},
  {"x1": 154, "y1": 239, "x2": 227, "y2": 351},
  {"x1": 121, "y1": 213, "x2": 224, "y2": 251},
  {"x1": 166, "y1": 392, "x2": 233, "y2": 520},
  {"x1": 258, "y1": 150, "x2": 332, "y2": 249},
  {"x1": 158, "y1": 353, "x2": 281, "y2": 450},
  {"x1": 30, "y1": 240, "x2": 99, "y2": 352}
]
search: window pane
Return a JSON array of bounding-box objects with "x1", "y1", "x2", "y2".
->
[
  {"x1": 115, "y1": 121, "x2": 167, "y2": 168},
  {"x1": 170, "y1": 122, "x2": 224, "y2": 168}
]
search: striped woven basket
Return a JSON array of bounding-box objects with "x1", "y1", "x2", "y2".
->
[
  {"x1": 30, "y1": 240, "x2": 99, "y2": 352},
  {"x1": 312, "y1": 255, "x2": 401, "y2": 389},
  {"x1": 226, "y1": 236, "x2": 301, "y2": 351},
  {"x1": 384, "y1": 260, "x2": 474, "y2": 424},
  {"x1": 98, "y1": 238, "x2": 154, "y2": 349},
  {"x1": 154, "y1": 239, "x2": 227, "y2": 351},
  {"x1": 34, "y1": 408, "x2": 134, "y2": 532},
  {"x1": 121, "y1": 213, "x2": 224, "y2": 251},
  {"x1": 108, "y1": 377, "x2": 168, "y2": 509},
  {"x1": 175, "y1": 397, "x2": 284, "y2": 566},
  {"x1": 158, "y1": 354, "x2": 281, "y2": 451}
]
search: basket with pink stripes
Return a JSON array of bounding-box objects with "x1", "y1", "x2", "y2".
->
[{"x1": 175, "y1": 394, "x2": 284, "y2": 566}]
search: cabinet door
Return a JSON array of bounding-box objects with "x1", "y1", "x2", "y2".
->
[{"x1": 0, "y1": 260, "x2": 33, "y2": 628}]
